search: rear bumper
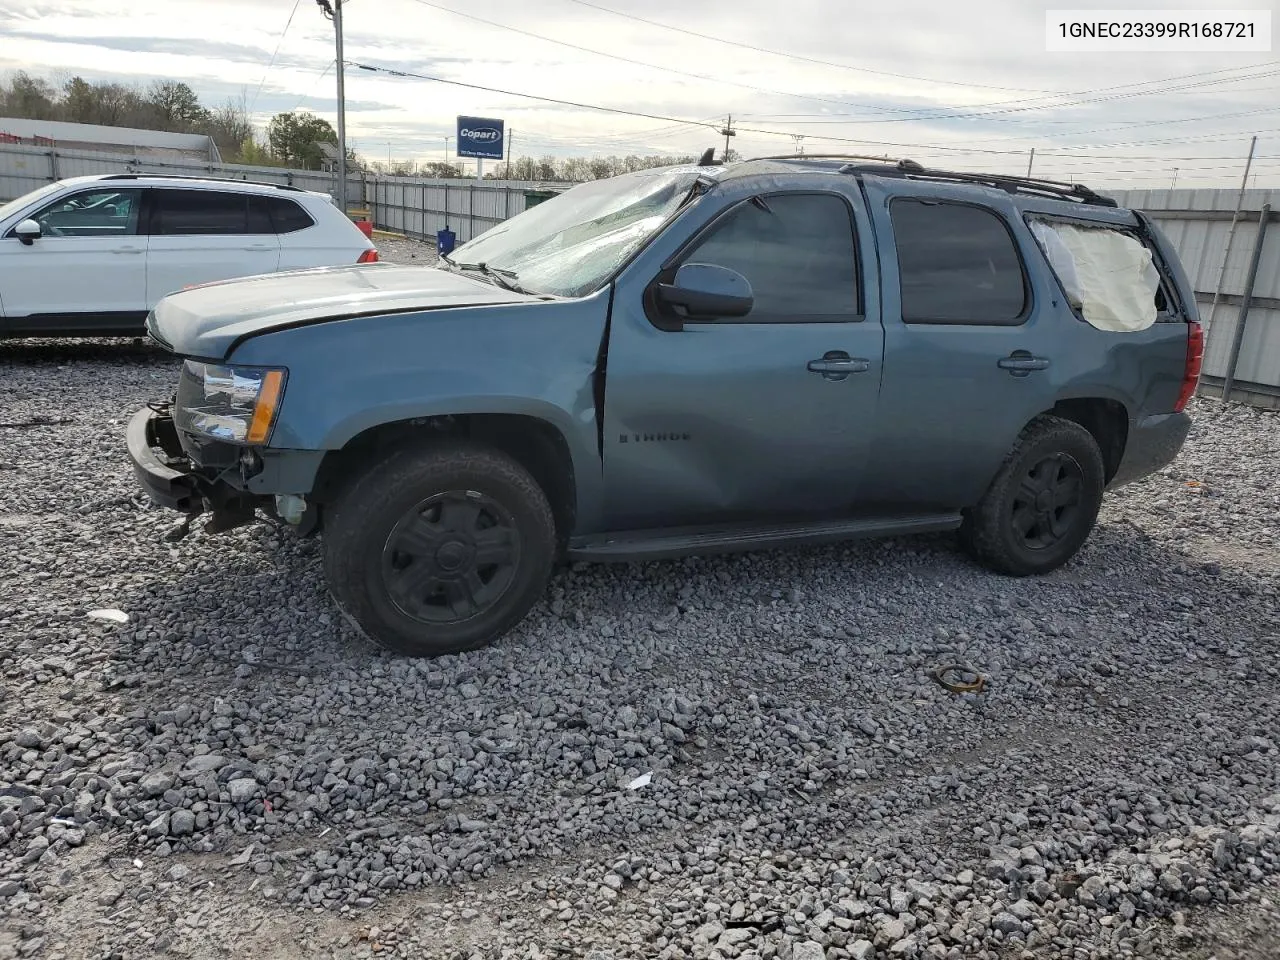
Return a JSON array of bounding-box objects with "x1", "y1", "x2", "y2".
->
[{"x1": 1109, "y1": 411, "x2": 1192, "y2": 488}]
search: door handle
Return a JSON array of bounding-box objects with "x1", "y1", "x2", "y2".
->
[
  {"x1": 243, "y1": 244, "x2": 273, "y2": 251},
  {"x1": 807, "y1": 352, "x2": 871, "y2": 381},
  {"x1": 998, "y1": 352, "x2": 1050, "y2": 377},
  {"x1": 112, "y1": 246, "x2": 144, "y2": 255}
]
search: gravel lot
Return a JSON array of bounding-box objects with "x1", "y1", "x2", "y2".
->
[{"x1": 2, "y1": 237, "x2": 1278, "y2": 960}]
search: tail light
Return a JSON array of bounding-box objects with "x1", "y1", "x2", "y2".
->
[
  {"x1": 357, "y1": 249, "x2": 379, "y2": 264},
  {"x1": 1174, "y1": 320, "x2": 1204, "y2": 412}
]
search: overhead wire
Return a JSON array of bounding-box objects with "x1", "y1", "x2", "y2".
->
[
  {"x1": 346, "y1": 58, "x2": 1279, "y2": 179},
  {"x1": 249, "y1": 0, "x2": 305, "y2": 117},
  {"x1": 401, "y1": 0, "x2": 1279, "y2": 126},
  {"x1": 559, "y1": 0, "x2": 1279, "y2": 112}
]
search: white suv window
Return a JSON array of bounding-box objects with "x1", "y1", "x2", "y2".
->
[
  {"x1": 29, "y1": 188, "x2": 142, "y2": 238},
  {"x1": 149, "y1": 189, "x2": 263, "y2": 236}
]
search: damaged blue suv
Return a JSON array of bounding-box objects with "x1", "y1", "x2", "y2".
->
[{"x1": 128, "y1": 156, "x2": 1203, "y2": 657}]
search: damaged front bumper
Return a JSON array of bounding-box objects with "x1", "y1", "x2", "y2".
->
[{"x1": 126, "y1": 405, "x2": 269, "y2": 535}]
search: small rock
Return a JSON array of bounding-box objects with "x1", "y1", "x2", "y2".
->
[{"x1": 228, "y1": 779, "x2": 257, "y2": 804}]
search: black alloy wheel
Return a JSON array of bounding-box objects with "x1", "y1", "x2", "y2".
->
[
  {"x1": 381, "y1": 491, "x2": 521, "y2": 624},
  {"x1": 1010, "y1": 453, "x2": 1085, "y2": 551}
]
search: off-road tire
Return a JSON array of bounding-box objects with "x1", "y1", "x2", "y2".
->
[
  {"x1": 323, "y1": 442, "x2": 556, "y2": 657},
  {"x1": 959, "y1": 414, "x2": 1106, "y2": 577}
]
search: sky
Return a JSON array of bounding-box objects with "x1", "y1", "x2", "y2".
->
[{"x1": 0, "y1": 0, "x2": 1277, "y2": 187}]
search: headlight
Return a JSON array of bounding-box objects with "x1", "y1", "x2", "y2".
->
[{"x1": 179, "y1": 360, "x2": 287, "y2": 444}]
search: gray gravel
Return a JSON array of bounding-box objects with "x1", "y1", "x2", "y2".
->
[{"x1": 1, "y1": 243, "x2": 1278, "y2": 959}]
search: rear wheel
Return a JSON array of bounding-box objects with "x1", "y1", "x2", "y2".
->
[
  {"x1": 323, "y1": 442, "x2": 556, "y2": 657},
  {"x1": 960, "y1": 415, "x2": 1105, "y2": 576}
]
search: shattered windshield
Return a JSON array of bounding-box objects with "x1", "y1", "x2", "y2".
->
[{"x1": 447, "y1": 166, "x2": 710, "y2": 298}]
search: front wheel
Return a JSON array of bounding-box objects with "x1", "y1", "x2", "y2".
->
[
  {"x1": 959, "y1": 415, "x2": 1106, "y2": 576},
  {"x1": 323, "y1": 442, "x2": 557, "y2": 657}
]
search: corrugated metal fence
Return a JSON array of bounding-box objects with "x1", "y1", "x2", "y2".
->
[
  {"x1": 363, "y1": 176, "x2": 561, "y2": 245},
  {"x1": 0, "y1": 142, "x2": 564, "y2": 245},
  {"x1": 1111, "y1": 188, "x2": 1280, "y2": 408}
]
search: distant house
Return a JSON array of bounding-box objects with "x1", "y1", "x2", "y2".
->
[{"x1": 0, "y1": 117, "x2": 221, "y2": 163}]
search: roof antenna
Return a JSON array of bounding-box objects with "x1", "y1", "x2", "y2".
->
[{"x1": 698, "y1": 147, "x2": 717, "y2": 166}]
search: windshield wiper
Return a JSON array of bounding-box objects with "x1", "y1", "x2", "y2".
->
[{"x1": 452, "y1": 261, "x2": 530, "y2": 295}]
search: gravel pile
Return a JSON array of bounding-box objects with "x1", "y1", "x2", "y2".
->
[{"x1": 1, "y1": 249, "x2": 1277, "y2": 959}]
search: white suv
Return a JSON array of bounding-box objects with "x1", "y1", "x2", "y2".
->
[{"x1": 0, "y1": 174, "x2": 378, "y2": 337}]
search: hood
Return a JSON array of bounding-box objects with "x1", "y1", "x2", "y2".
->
[{"x1": 148, "y1": 262, "x2": 536, "y2": 358}]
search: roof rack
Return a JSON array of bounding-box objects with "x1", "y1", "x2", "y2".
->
[
  {"x1": 749, "y1": 152, "x2": 898, "y2": 165},
  {"x1": 98, "y1": 173, "x2": 306, "y2": 192},
  {"x1": 842, "y1": 158, "x2": 1116, "y2": 207}
]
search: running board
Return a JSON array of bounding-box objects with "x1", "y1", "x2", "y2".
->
[{"x1": 567, "y1": 513, "x2": 962, "y2": 562}]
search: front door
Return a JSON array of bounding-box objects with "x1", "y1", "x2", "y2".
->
[
  {"x1": 0, "y1": 186, "x2": 146, "y2": 333},
  {"x1": 145, "y1": 188, "x2": 282, "y2": 306},
  {"x1": 860, "y1": 182, "x2": 1064, "y2": 511},
  {"x1": 602, "y1": 188, "x2": 884, "y2": 531}
]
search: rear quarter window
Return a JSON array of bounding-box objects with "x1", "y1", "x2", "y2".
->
[
  {"x1": 267, "y1": 197, "x2": 315, "y2": 233},
  {"x1": 1028, "y1": 217, "x2": 1164, "y2": 332}
]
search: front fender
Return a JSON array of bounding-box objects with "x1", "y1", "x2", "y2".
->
[{"x1": 227, "y1": 294, "x2": 609, "y2": 513}]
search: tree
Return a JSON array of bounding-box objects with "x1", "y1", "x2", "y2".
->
[
  {"x1": 0, "y1": 71, "x2": 58, "y2": 120},
  {"x1": 148, "y1": 80, "x2": 208, "y2": 131},
  {"x1": 232, "y1": 136, "x2": 282, "y2": 167},
  {"x1": 266, "y1": 110, "x2": 338, "y2": 170},
  {"x1": 61, "y1": 77, "x2": 98, "y2": 123},
  {"x1": 202, "y1": 95, "x2": 254, "y2": 158}
]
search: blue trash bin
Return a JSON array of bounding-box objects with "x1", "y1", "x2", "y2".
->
[{"x1": 436, "y1": 227, "x2": 456, "y2": 257}]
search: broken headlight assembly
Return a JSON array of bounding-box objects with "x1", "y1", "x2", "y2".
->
[{"x1": 178, "y1": 360, "x2": 287, "y2": 445}]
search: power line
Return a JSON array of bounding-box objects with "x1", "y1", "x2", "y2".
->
[
  {"x1": 249, "y1": 0, "x2": 305, "y2": 117},
  {"x1": 348, "y1": 60, "x2": 720, "y2": 130},
  {"x1": 404, "y1": 0, "x2": 1279, "y2": 128},
  {"x1": 285, "y1": 58, "x2": 335, "y2": 114},
  {"x1": 559, "y1": 0, "x2": 1060, "y2": 94},
  {"x1": 346, "y1": 59, "x2": 1280, "y2": 174},
  {"x1": 397, "y1": 0, "x2": 1027, "y2": 123},
  {"x1": 560, "y1": 0, "x2": 1280, "y2": 114}
]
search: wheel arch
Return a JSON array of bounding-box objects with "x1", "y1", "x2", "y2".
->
[
  {"x1": 311, "y1": 412, "x2": 578, "y2": 549},
  {"x1": 1044, "y1": 396, "x2": 1130, "y2": 484}
]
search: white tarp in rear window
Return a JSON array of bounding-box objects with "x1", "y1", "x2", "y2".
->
[{"x1": 1029, "y1": 219, "x2": 1160, "y2": 332}]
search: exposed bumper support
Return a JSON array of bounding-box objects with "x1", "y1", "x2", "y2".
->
[{"x1": 126, "y1": 406, "x2": 260, "y2": 532}]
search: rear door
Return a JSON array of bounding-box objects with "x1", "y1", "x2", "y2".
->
[
  {"x1": 0, "y1": 186, "x2": 146, "y2": 332},
  {"x1": 861, "y1": 181, "x2": 1066, "y2": 510},
  {"x1": 144, "y1": 188, "x2": 282, "y2": 305}
]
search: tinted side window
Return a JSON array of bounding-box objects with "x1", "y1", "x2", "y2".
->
[
  {"x1": 681, "y1": 193, "x2": 859, "y2": 322},
  {"x1": 151, "y1": 190, "x2": 248, "y2": 235},
  {"x1": 891, "y1": 199, "x2": 1027, "y2": 325},
  {"x1": 247, "y1": 197, "x2": 274, "y2": 234},
  {"x1": 266, "y1": 197, "x2": 315, "y2": 233}
]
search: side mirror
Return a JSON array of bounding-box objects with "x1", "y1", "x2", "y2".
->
[
  {"x1": 14, "y1": 219, "x2": 41, "y2": 245},
  {"x1": 655, "y1": 262, "x2": 753, "y2": 319}
]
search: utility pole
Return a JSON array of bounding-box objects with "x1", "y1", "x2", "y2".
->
[
  {"x1": 507, "y1": 128, "x2": 514, "y2": 178},
  {"x1": 719, "y1": 115, "x2": 736, "y2": 162},
  {"x1": 1026, "y1": 147, "x2": 1035, "y2": 177},
  {"x1": 791, "y1": 134, "x2": 805, "y2": 156},
  {"x1": 316, "y1": 0, "x2": 347, "y2": 214},
  {"x1": 443, "y1": 136, "x2": 451, "y2": 166},
  {"x1": 1170, "y1": 167, "x2": 1179, "y2": 190}
]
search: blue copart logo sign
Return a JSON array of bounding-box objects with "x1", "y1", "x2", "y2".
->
[{"x1": 456, "y1": 116, "x2": 504, "y2": 159}]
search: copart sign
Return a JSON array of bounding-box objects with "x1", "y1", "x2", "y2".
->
[{"x1": 456, "y1": 116, "x2": 505, "y2": 160}]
